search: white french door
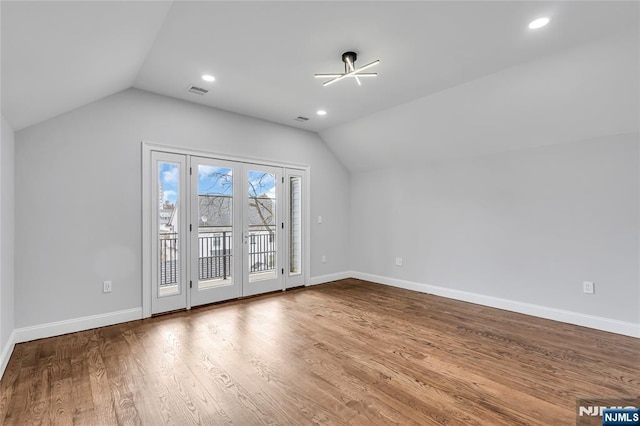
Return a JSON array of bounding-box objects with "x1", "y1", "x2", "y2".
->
[
  {"x1": 189, "y1": 157, "x2": 243, "y2": 306},
  {"x1": 146, "y1": 147, "x2": 305, "y2": 315}
]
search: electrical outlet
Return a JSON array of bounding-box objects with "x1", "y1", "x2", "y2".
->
[
  {"x1": 103, "y1": 280, "x2": 112, "y2": 293},
  {"x1": 322, "y1": 255, "x2": 326, "y2": 263},
  {"x1": 395, "y1": 257, "x2": 403, "y2": 266},
  {"x1": 583, "y1": 281, "x2": 594, "y2": 294}
]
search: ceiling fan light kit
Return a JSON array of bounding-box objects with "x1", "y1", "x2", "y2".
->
[{"x1": 315, "y1": 51, "x2": 379, "y2": 87}]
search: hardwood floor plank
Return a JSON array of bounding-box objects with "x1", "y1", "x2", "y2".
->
[
  {"x1": 1, "y1": 279, "x2": 638, "y2": 425},
  {"x1": 86, "y1": 335, "x2": 119, "y2": 425},
  {"x1": 102, "y1": 355, "x2": 142, "y2": 425},
  {"x1": 49, "y1": 377, "x2": 73, "y2": 425},
  {"x1": 0, "y1": 344, "x2": 23, "y2": 424},
  {"x1": 70, "y1": 352, "x2": 96, "y2": 424}
]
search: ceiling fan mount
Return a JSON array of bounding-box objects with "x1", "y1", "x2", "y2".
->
[{"x1": 341, "y1": 51, "x2": 357, "y2": 67}]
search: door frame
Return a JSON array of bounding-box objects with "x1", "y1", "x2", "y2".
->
[{"x1": 142, "y1": 141, "x2": 310, "y2": 318}]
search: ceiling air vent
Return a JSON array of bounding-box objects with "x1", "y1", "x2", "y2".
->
[
  {"x1": 294, "y1": 116, "x2": 309, "y2": 122},
  {"x1": 187, "y1": 85, "x2": 208, "y2": 95}
]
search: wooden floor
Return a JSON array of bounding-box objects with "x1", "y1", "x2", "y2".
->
[{"x1": 1, "y1": 279, "x2": 638, "y2": 425}]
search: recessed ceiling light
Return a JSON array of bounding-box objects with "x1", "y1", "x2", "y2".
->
[
  {"x1": 528, "y1": 17, "x2": 550, "y2": 30},
  {"x1": 202, "y1": 74, "x2": 215, "y2": 82},
  {"x1": 317, "y1": 110, "x2": 327, "y2": 116}
]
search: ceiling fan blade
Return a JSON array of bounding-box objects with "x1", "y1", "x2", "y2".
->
[
  {"x1": 323, "y1": 75, "x2": 344, "y2": 86},
  {"x1": 323, "y1": 60, "x2": 380, "y2": 86},
  {"x1": 315, "y1": 73, "x2": 377, "y2": 78},
  {"x1": 356, "y1": 60, "x2": 380, "y2": 71},
  {"x1": 345, "y1": 58, "x2": 361, "y2": 85},
  {"x1": 317, "y1": 57, "x2": 379, "y2": 86}
]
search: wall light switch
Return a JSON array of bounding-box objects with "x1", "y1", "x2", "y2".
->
[{"x1": 317, "y1": 216, "x2": 323, "y2": 224}]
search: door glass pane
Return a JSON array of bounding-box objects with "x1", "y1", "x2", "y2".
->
[
  {"x1": 158, "y1": 162, "x2": 180, "y2": 296},
  {"x1": 248, "y1": 170, "x2": 276, "y2": 282},
  {"x1": 289, "y1": 176, "x2": 302, "y2": 275},
  {"x1": 198, "y1": 165, "x2": 233, "y2": 289}
]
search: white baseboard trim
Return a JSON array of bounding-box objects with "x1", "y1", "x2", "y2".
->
[
  {"x1": 0, "y1": 330, "x2": 16, "y2": 380},
  {"x1": 307, "y1": 271, "x2": 353, "y2": 286},
  {"x1": 14, "y1": 308, "x2": 143, "y2": 344},
  {"x1": 352, "y1": 271, "x2": 640, "y2": 339}
]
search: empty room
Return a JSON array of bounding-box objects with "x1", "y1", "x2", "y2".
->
[{"x1": 1, "y1": 1, "x2": 639, "y2": 425}]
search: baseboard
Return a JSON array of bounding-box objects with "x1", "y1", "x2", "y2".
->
[
  {"x1": 351, "y1": 271, "x2": 640, "y2": 339},
  {"x1": 14, "y1": 308, "x2": 143, "y2": 344},
  {"x1": 0, "y1": 330, "x2": 16, "y2": 380},
  {"x1": 307, "y1": 271, "x2": 353, "y2": 286}
]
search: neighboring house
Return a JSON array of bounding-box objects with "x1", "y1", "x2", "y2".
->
[
  {"x1": 197, "y1": 194, "x2": 274, "y2": 229},
  {"x1": 159, "y1": 205, "x2": 177, "y2": 233}
]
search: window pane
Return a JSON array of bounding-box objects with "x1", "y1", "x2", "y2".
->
[
  {"x1": 198, "y1": 165, "x2": 233, "y2": 289},
  {"x1": 248, "y1": 170, "x2": 276, "y2": 282},
  {"x1": 289, "y1": 176, "x2": 302, "y2": 275},
  {"x1": 158, "y1": 162, "x2": 180, "y2": 296}
]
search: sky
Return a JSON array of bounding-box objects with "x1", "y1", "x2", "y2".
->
[
  {"x1": 159, "y1": 162, "x2": 179, "y2": 205},
  {"x1": 159, "y1": 162, "x2": 276, "y2": 206}
]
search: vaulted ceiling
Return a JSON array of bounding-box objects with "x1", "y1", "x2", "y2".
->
[{"x1": 2, "y1": 1, "x2": 638, "y2": 170}]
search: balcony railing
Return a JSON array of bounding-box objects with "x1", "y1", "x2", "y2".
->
[
  {"x1": 159, "y1": 229, "x2": 276, "y2": 286},
  {"x1": 159, "y1": 234, "x2": 178, "y2": 286},
  {"x1": 199, "y1": 232, "x2": 232, "y2": 281}
]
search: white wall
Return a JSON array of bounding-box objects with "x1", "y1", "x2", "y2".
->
[
  {"x1": 15, "y1": 88, "x2": 350, "y2": 329},
  {"x1": 350, "y1": 133, "x2": 639, "y2": 326},
  {"x1": 1, "y1": 113, "x2": 16, "y2": 372}
]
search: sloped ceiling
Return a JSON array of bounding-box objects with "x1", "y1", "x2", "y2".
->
[
  {"x1": 1, "y1": 1, "x2": 173, "y2": 131},
  {"x1": 322, "y1": 29, "x2": 639, "y2": 172},
  {"x1": 1, "y1": 1, "x2": 638, "y2": 170}
]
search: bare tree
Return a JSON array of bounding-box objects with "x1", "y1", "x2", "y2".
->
[
  {"x1": 199, "y1": 169, "x2": 274, "y2": 232},
  {"x1": 247, "y1": 172, "x2": 274, "y2": 234}
]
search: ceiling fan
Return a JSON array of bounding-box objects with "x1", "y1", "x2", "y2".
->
[{"x1": 315, "y1": 51, "x2": 379, "y2": 87}]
